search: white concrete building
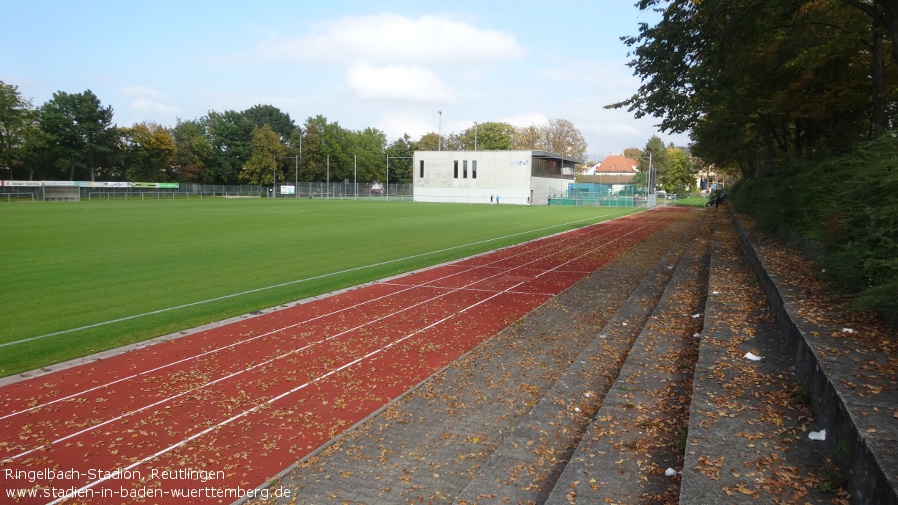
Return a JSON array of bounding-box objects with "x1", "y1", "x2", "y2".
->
[{"x1": 412, "y1": 150, "x2": 583, "y2": 205}]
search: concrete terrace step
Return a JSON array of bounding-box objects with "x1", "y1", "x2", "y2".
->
[
  {"x1": 543, "y1": 207, "x2": 711, "y2": 504},
  {"x1": 729, "y1": 211, "x2": 898, "y2": 505},
  {"x1": 453, "y1": 210, "x2": 709, "y2": 504},
  {"x1": 679, "y1": 209, "x2": 836, "y2": 504}
]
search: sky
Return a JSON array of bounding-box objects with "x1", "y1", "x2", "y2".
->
[{"x1": 4, "y1": 0, "x2": 690, "y2": 161}]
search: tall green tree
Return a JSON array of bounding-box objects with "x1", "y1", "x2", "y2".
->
[
  {"x1": 349, "y1": 127, "x2": 388, "y2": 183},
  {"x1": 613, "y1": 0, "x2": 895, "y2": 173},
  {"x1": 38, "y1": 89, "x2": 117, "y2": 181},
  {"x1": 458, "y1": 122, "x2": 515, "y2": 150},
  {"x1": 415, "y1": 132, "x2": 442, "y2": 151},
  {"x1": 301, "y1": 115, "x2": 353, "y2": 183},
  {"x1": 386, "y1": 134, "x2": 415, "y2": 185},
  {"x1": 242, "y1": 105, "x2": 298, "y2": 144},
  {"x1": 171, "y1": 119, "x2": 215, "y2": 182},
  {"x1": 119, "y1": 121, "x2": 177, "y2": 182},
  {"x1": 0, "y1": 81, "x2": 33, "y2": 180},
  {"x1": 202, "y1": 110, "x2": 254, "y2": 184},
  {"x1": 659, "y1": 145, "x2": 693, "y2": 194},
  {"x1": 239, "y1": 124, "x2": 287, "y2": 185}
]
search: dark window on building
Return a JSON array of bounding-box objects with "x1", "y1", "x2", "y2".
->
[
  {"x1": 531, "y1": 157, "x2": 561, "y2": 177},
  {"x1": 463, "y1": 160, "x2": 468, "y2": 178},
  {"x1": 454, "y1": 160, "x2": 459, "y2": 178},
  {"x1": 419, "y1": 160, "x2": 424, "y2": 178},
  {"x1": 472, "y1": 160, "x2": 477, "y2": 179}
]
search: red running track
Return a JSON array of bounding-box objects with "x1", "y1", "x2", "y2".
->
[{"x1": 0, "y1": 209, "x2": 684, "y2": 504}]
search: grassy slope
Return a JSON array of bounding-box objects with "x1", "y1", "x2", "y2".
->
[{"x1": 0, "y1": 199, "x2": 639, "y2": 376}]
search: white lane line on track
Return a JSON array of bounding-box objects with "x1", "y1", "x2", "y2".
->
[
  {"x1": 0, "y1": 217, "x2": 627, "y2": 422},
  {"x1": 3, "y1": 210, "x2": 637, "y2": 348},
  {"x1": 3, "y1": 223, "x2": 646, "y2": 467},
  {"x1": 46, "y1": 222, "x2": 650, "y2": 505}
]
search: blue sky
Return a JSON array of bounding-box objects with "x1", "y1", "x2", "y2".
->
[{"x1": 5, "y1": 0, "x2": 689, "y2": 159}]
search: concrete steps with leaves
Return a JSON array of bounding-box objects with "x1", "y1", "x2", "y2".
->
[
  {"x1": 539, "y1": 209, "x2": 711, "y2": 504},
  {"x1": 452, "y1": 212, "x2": 710, "y2": 505},
  {"x1": 693, "y1": 209, "x2": 898, "y2": 505}
]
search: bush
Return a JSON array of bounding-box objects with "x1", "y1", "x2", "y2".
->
[{"x1": 731, "y1": 136, "x2": 898, "y2": 323}]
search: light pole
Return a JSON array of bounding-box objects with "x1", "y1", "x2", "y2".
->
[
  {"x1": 296, "y1": 128, "x2": 302, "y2": 198},
  {"x1": 474, "y1": 121, "x2": 478, "y2": 151},
  {"x1": 438, "y1": 111, "x2": 442, "y2": 151},
  {"x1": 634, "y1": 153, "x2": 654, "y2": 204}
]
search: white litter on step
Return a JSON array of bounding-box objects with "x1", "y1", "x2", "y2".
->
[
  {"x1": 842, "y1": 328, "x2": 854, "y2": 334},
  {"x1": 691, "y1": 313, "x2": 703, "y2": 318},
  {"x1": 808, "y1": 429, "x2": 827, "y2": 441},
  {"x1": 693, "y1": 333, "x2": 701, "y2": 338},
  {"x1": 712, "y1": 291, "x2": 720, "y2": 295},
  {"x1": 744, "y1": 352, "x2": 763, "y2": 361},
  {"x1": 665, "y1": 468, "x2": 676, "y2": 477}
]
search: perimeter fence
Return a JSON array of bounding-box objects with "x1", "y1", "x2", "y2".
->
[
  {"x1": 0, "y1": 183, "x2": 414, "y2": 202},
  {"x1": 85, "y1": 183, "x2": 414, "y2": 201}
]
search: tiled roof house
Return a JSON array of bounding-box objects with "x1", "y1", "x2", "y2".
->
[{"x1": 579, "y1": 155, "x2": 639, "y2": 184}]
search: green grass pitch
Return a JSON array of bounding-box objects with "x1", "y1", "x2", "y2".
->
[{"x1": 0, "y1": 199, "x2": 639, "y2": 377}]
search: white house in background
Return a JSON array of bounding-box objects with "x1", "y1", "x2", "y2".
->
[{"x1": 412, "y1": 150, "x2": 584, "y2": 205}]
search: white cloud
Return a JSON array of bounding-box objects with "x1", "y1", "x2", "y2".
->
[
  {"x1": 252, "y1": 14, "x2": 525, "y2": 66},
  {"x1": 346, "y1": 62, "x2": 454, "y2": 102},
  {"x1": 122, "y1": 85, "x2": 166, "y2": 98},
  {"x1": 129, "y1": 98, "x2": 181, "y2": 115}
]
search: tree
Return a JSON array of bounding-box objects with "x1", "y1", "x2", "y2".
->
[
  {"x1": 638, "y1": 136, "x2": 666, "y2": 191},
  {"x1": 659, "y1": 145, "x2": 694, "y2": 194},
  {"x1": 300, "y1": 115, "x2": 354, "y2": 183},
  {"x1": 0, "y1": 81, "x2": 33, "y2": 180},
  {"x1": 385, "y1": 133, "x2": 415, "y2": 185},
  {"x1": 512, "y1": 125, "x2": 544, "y2": 151},
  {"x1": 613, "y1": 0, "x2": 895, "y2": 173},
  {"x1": 120, "y1": 122, "x2": 176, "y2": 182},
  {"x1": 349, "y1": 127, "x2": 388, "y2": 183},
  {"x1": 541, "y1": 118, "x2": 588, "y2": 159},
  {"x1": 172, "y1": 119, "x2": 215, "y2": 182},
  {"x1": 239, "y1": 124, "x2": 287, "y2": 185},
  {"x1": 242, "y1": 105, "x2": 298, "y2": 144},
  {"x1": 38, "y1": 90, "x2": 117, "y2": 181},
  {"x1": 415, "y1": 132, "x2": 442, "y2": 151},
  {"x1": 202, "y1": 110, "x2": 254, "y2": 184},
  {"x1": 458, "y1": 122, "x2": 515, "y2": 151}
]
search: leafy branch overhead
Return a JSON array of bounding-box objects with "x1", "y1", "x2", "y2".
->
[{"x1": 611, "y1": 0, "x2": 898, "y2": 175}]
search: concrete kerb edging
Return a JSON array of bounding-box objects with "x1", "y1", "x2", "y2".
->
[{"x1": 728, "y1": 208, "x2": 898, "y2": 505}]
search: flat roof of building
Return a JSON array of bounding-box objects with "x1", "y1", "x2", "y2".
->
[{"x1": 416, "y1": 150, "x2": 585, "y2": 165}]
